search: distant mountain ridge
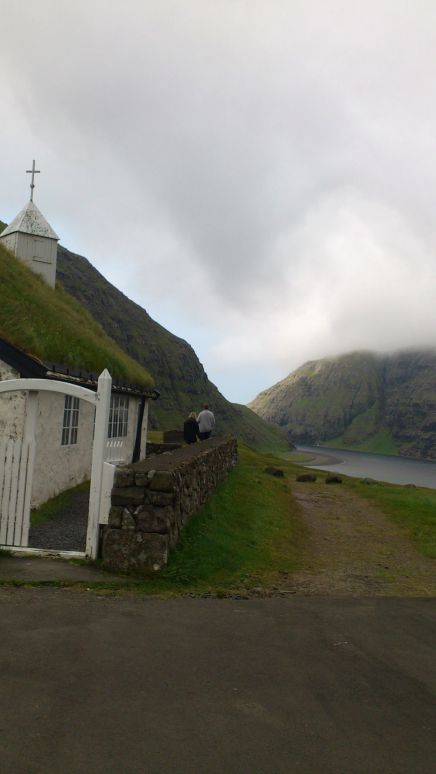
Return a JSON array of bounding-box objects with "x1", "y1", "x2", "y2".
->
[
  {"x1": 55, "y1": 245, "x2": 286, "y2": 449},
  {"x1": 249, "y1": 350, "x2": 436, "y2": 459}
]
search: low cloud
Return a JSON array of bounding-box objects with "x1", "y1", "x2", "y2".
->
[{"x1": 1, "y1": 0, "x2": 436, "y2": 402}]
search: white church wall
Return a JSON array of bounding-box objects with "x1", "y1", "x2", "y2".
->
[
  {"x1": 31, "y1": 392, "x2": 94, "y2": 507},
  {"x1": 0, "y1": 359, "x2": 148, "y2": 507},
  {"x1": 15, "y1": 232, "x2": 57, "y2": 288},
  {"x1": 31, "y1": 392, "x2": 144, "y2": 508},
  {"x1": 0, "y1": 359, "x2": 26, "y2": 439}
]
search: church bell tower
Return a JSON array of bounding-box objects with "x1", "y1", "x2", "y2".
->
[{"x1": 0, "y1": 160, "x2": 59, "y2": 288}]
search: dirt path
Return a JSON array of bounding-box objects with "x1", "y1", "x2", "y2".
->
[{"x1": 284, "y1": 483, "x2": 436, "y2": 596}]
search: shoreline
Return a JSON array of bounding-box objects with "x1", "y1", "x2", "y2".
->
[
  {"x1": 302, "y1": 452, "x2": 345, "y2": 468},
  {"x1": 294, "y1": 445, "x2": 436, "y2": 488},
  {"x1": 296, "y1": 448, "x2": 345, "y2": 467}
]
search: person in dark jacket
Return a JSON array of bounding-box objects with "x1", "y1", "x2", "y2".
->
[{"x1": 183, "y1": 412, "x2": 200, "y2": 444}]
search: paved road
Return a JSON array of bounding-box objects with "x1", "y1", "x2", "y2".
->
[{"x1": 1, "y1": 591, "x2": 435, "y2": 774}]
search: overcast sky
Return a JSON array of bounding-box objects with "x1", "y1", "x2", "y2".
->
[{"x1": 1, "y1": 1, "x2": 436, "y2": 403}]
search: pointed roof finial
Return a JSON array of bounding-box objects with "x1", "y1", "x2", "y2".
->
[{"x1": 26, "y1": 159, "x2": 40, "y2": 202}]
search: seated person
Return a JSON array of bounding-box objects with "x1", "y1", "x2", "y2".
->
[{"x1": 183, "y1": 412, "x2": 200, "y2": 444}]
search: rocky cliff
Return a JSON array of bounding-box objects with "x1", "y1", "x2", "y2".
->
[{"x1": 249, "y1": 350, "x2": 436, "y2": 459}]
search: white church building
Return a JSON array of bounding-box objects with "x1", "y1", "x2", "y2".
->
[{"x1": 0, "y1": 162, "x2": 158, "y2": 510}]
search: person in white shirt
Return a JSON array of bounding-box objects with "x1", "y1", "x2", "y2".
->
[{"x1": 197, "y1": 404, "x2": 216, "y2": 440}]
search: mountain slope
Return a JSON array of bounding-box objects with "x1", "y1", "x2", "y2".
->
[
  {"x1": 249, "y1": 350, "x2": 436, "y2": 459},
  {"x1": 56, "y1": 245, "x2": 286, "y2": 449}
]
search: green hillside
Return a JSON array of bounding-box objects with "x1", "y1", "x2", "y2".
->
[
  {"x1": 0, "y1": 242, "x2": 154, "y2": 388},
  {"x1": 250, "y1": 350, "x2": 436, "y2": 459}
]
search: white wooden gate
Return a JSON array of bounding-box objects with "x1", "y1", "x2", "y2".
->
[
  {"x1": 0, "y1": 437, "x2": 34, "y2": 547},
  {"x1": 0, "y1": 370, "x2": 113, "y2": 559}
]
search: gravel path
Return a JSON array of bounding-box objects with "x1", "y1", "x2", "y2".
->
[
  {"x1": 29, "y1": 487, "x2": 89, "y2": 552},
  {"x1": 285, "y1": 483, "x2": 436, "y2": 596}
]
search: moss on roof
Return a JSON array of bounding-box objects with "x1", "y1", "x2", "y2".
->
[{"x1": 0, "y1": 242, "x2": 154, "y2": 389}]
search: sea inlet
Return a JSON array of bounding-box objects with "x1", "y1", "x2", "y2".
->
[{"x1": 299, "y1": 445, "x2": 436, "y2": 489}]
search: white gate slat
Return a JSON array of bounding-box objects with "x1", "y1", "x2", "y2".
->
[
  {"x1": 0, "y1": 437, "x2": 34, "y2": 548},
  {"x1": 19, "y1": 439, "x2": 35, "y2": 547},
  {"x1": 0, "y1": 439, "x2": 8, "y2": 544},
  {"x1": 87, "y1": 370, "x2": 112, "y2": 558},
  {"x1": 99, "y1": 462, "x2": 116, "y2": 525},
  {"x1": 4, "y1": 440, "x2": 16, "y2": 545},
  {"x1": 8, "y1": 439, "x2": 21, "y2": 544},
  {"x1": 14, "y1": 440, "x2": 28, "y2": 545},
  {"x1": 19, "y1": 391, "x2": 38, "y2": 548}
]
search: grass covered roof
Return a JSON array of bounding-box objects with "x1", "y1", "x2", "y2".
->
[{"x1": 0, "y1": 242, "x2": 154, "y2": 389}]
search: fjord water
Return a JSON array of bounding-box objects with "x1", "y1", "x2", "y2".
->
[{"x1": 300, "y1": 446, "x2": 436, "y2": 489}]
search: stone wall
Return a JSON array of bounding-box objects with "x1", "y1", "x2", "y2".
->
[{"x1": 103, "y1": 436, "x2": 238, "y2": 574}]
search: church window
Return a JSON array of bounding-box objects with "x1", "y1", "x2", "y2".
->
[
  {"x1": 62, "y1": 395, "x2": 80, "y2": 445},
  {"x1": 108, "y1": 395, "x2": 129, "y2": 438}
]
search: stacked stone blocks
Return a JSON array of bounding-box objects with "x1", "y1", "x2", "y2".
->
[{"x1": 103, "y1": 436, "x2": 238, "y2": 574}]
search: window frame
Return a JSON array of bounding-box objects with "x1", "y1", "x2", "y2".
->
[
  {"x1": 61, "y1": 395, "x2": 80, "y2": 446},
  {"x1": 108, "y1": 394, "x2": 129, "y2": 439}
]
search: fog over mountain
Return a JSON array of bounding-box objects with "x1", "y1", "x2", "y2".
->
[
  {"x1": 249, "y1": 349, "x2": 436, "y2": 460},
  {"x1": 1, "y1": 1, "x2": 436, "y2": 402}
]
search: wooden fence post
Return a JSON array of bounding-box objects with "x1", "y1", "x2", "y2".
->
[
  {"x1": 18, "y1": 390, "x2": 37, "y2": 546},
  {"x1": 86, "y1": 369, "x2": 112, "y2": 558}
]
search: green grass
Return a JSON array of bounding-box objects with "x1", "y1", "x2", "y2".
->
[
  {"x1": 0, "y1": 244, "x2": 153, "y2": 387},
  {"x1": 345, "y1": 478, "x2": 436, "y2": 559},
  {"x1": 5, "y1": 443, "x2": 436, "y2": 593},
  {"x1": 31, "y1": 481, "x2": 90, "y2": 525},
  {"x1": 360, "y1": 430, "x2": 399, "y2": 455},
  {"x1": 323, "y1": 429, "x2": 399, "y2": 456},
  {"x1": 18, "y1": 445, "x2": 305, "y2": 595},
  {"x1": 254, "y1": 437, "x2": 290, "y2": 454},
  {"x1": 147, "y1": 430, "x2": 164, "y2": 443},
  {"x1": 104, "y1": 444, "x2": 306, "y2": 594}
]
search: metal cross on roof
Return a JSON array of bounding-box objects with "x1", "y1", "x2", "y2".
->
[{"x1": 26, "y1": 159, "x2": 40, "y2": 202}]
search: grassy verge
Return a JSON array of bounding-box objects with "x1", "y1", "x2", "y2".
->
[
  {"x1": 89, "y1": 444, "x2": 306, "y2": 595},
  {"x1": 5, "y1": 443, "x2": 436, "y2": 593},
  {"x1": 344, "y1": 478, "x2": 436, "y2": 560},
  {"x1": 148, "y1": 445, "x2": 305, "y2": 593},
  {"x1": 147, "y1": 430, "x2": 164, "y2": 443},
  {"x1": 31, "y1": 481, "x2": 90, "y2": 526},
  {"x1": 4, "y1": 445, "x2": 305, "y2": 595}
]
